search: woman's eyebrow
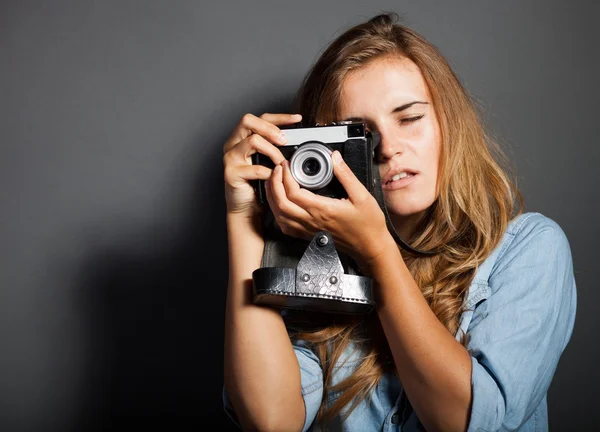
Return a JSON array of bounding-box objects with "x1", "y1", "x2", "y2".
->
[
  {"x1": 391, "y1": 101, "x2": 429, "y2": 113},
  {"x1": 343, "y1": 101, "x2": 429, "y2": 122}
]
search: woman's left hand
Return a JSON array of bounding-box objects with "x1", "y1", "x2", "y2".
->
[{"x1": 265, "y1": 150, "x2": 395, "y2": 267}]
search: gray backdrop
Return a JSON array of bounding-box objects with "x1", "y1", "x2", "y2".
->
[{"x1": 1, "y1": 1, "x2": 598, "y2": 430}]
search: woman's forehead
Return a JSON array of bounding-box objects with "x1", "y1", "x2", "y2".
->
[{"x1": 339, "y1": 56, "x2": 430, "y2": 116}]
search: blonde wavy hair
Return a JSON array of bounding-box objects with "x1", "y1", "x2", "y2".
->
[{"x1": 285, "y1": 12, "x2": 523, "y2": 426}]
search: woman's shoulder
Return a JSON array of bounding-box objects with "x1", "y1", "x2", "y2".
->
[
  {"x1": 498, "y1": 211, "x2": 572, "y2": 267},
  {"x1": 463, "y1": 211, "x2": 576, "y2": 335},
  {"x1": 505, "y1": 211, "x2": 568, "y2": 240},
  {"x1": 471, "y1": 211, "x2": 573, "y2": 290}
]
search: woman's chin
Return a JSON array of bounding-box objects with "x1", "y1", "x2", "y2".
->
[{"x1": 384, "y1": 200, "x2": 429, "y2": 219}]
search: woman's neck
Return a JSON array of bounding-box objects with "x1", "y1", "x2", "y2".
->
[{"x1": 389, "y1": 211, "x2": 425, "y2": 243}]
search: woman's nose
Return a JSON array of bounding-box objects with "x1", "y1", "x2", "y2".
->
[{"x1": 377, "y1": 132, "x2": 405, "y2": 162}]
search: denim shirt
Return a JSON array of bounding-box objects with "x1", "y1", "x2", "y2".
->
[{"x1": 223, "y1": 212, "x2": 577, "y2": 431}]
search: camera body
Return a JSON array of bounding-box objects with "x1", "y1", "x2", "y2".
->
[
  {"x1": 252, "y1": 122, "x2": 380, "y2": 202},
  {"x1": 250, "y1": 122, "x2": 381, "y2": 315}
]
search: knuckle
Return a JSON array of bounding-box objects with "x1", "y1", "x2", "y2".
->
[
  {"x1": 359, "y1": 193, "x2": 374, "y2": 206},
  {"x1": 222, "y1": 151, "x2": 232, "y2": 166},
  {"x1": 274, "y1": 196, "x2": 286, "y2": 210},
  {"x1": 320, "y1": 214, "x2": 333, "y2": 226},
  {"x1": 223, "y1": 166, "x2": 234, "y2": 182},
  {"x1": 320, "y1": 205, "x2": 336, "y2": 224},
  {"x1": 279, "y1": 224, "x2": 292, "y2": 235},
  {"x1": 275, "y1": 214, "x2": 287, "y2": 227},
  {"x1": 241, "y1": 113, "x2": 254, "y2": 125},
  {"x1": 259, "y1": 112, "x2": 271, "y2": 119},
  {"x1": 353, "y1": 193, "x2": 368, "y2": 206},
  {"x1": 249, "y1": 133, "x2": 262, "y2": 146},
  {"x1": 278, "y1": 202, "x2": 292, "y2": 216}
]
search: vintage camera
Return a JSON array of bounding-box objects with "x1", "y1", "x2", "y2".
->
[
  {"x1": 250, "y1": 122, "x2": 381, "y2": 315},
  {"x1": 252, "y1": 121, "x2": 380, "y2": 202}
]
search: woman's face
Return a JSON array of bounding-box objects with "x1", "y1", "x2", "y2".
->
[{"x1": 338, "y1": 55, "x2": 441, "y2": 231}]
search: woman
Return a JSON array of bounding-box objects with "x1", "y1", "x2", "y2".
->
[{"x1": 222, "y1": 13, "x2": 576, "y2": 432}]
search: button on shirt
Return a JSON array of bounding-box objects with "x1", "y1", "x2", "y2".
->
[{"x1": 223, "y1": 212, "x2": 577, "y2": 431}]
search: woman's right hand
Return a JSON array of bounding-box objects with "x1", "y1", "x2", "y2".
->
[{"x1": 223, "y1": 112, "x2": 302, "y2": 217}]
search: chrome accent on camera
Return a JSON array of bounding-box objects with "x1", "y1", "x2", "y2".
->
[
  {"x1": 289, "y1": 143, "x2": 333, "y2": 190},
  {"x1": 283, "y1": 126, "x2": 349, "y2": 146}
]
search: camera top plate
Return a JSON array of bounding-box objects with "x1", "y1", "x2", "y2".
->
[{"x1": 280, "y1": 122, "x2": 366, "y2": 146}]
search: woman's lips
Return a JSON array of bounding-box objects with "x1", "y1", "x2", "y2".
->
[{"x1": 381, "y1": 173, "x2": 418, "y2": 190}]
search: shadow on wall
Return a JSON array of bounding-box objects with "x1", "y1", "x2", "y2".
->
[{"x1": 72, "y1": 93, "x2": 296, "y2": 431}]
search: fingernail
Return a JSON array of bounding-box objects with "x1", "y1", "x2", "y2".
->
[
  {"x1": 279, "y1": 132, "x2": 287, "y2": 144},
  {"x1": 332, "y1": 151, "x2": 342, "y2": 164},
  {"x1": 293, "y1": 114, "x2": 302, "y2": 119}
]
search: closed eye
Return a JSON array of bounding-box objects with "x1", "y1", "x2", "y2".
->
[{"x1": 399, "y1": 115, "x2": 424, "y2": 124}]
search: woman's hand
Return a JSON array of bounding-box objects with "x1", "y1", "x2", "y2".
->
[
  {"x1": 265, "y1": 150, "x2": 395, "y2": 268},
  {"x1": 223, "y1": 113, "x2": 302, "y2": 217}
]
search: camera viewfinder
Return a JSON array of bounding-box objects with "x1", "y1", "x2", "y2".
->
[{"x1": 348, "y1": 124, "x2": 365, "y2": 137}]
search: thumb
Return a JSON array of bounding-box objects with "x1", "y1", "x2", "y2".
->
[{"x1": 332, "y1": 151, "x2": 369, "y2": 202}]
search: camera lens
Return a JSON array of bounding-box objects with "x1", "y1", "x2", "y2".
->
[
  {"x1": 302, "y1": 158, "x2": 321, "y2": 176},
  {"x1": 289, "y1": 143, "x2": 333, "y2": 190}
]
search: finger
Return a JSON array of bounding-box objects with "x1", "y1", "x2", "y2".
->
[
  {"x1": 280, "y1": 159, "x2": 349, "y2": 221},
  {"x1": 229, "y1": 133, "x2": 286, "y2": 166},
  {"x1": 264, "y1": 169, "x2": 288, "y2": 228},
  {"x1": 265, "y1": 185, "x2": 314, "y2": 241},
  {"x1": 225, "y1": 113, "x2": 289, "y2": 153},
  {"x1": 264, "y1": 174, "x2": 276, "y2": 212},
  {"x1": 331, "y1": 150, "x2": 370, "y2": 203},
  {"x1": 278, "y1": 221, "x2": 314, "y2": 241},
  {"x1": 224, "y1": 113, "x2": 302, "y2": 153},
  {"x1": 280, "y1": 159, "x2": 322, "y2": 211},
  {"x1": 259, "y1": 112, "x2": 303, "y2": 126},
  {"x1": 225, "y1": 164, "x2": 273, "y2": 187},
  {"x1": 270, "y1": 210, "x2": 314, "y2": 240},
  {"x1": 268, "y1": 164, "x2": 312, "y2": 220}
]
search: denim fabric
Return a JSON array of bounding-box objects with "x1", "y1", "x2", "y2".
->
[{"x1": 223, "y1": 212, "x2": 577, "y2": 431}]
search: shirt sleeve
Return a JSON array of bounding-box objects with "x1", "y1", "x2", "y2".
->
[
  {"x1": 222, "y1": 337, "x2": 324, "y2": 432},
  {"x1": 293, "y1": 338, "x2": 325, "y2": 431},
  {"x1": 466, "y1": 214, "x2": 577, "y2": 431}
]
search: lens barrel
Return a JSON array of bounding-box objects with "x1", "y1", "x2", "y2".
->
[{"x1": 289, "y1": 143, "x2": 333, "y2": 190}]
